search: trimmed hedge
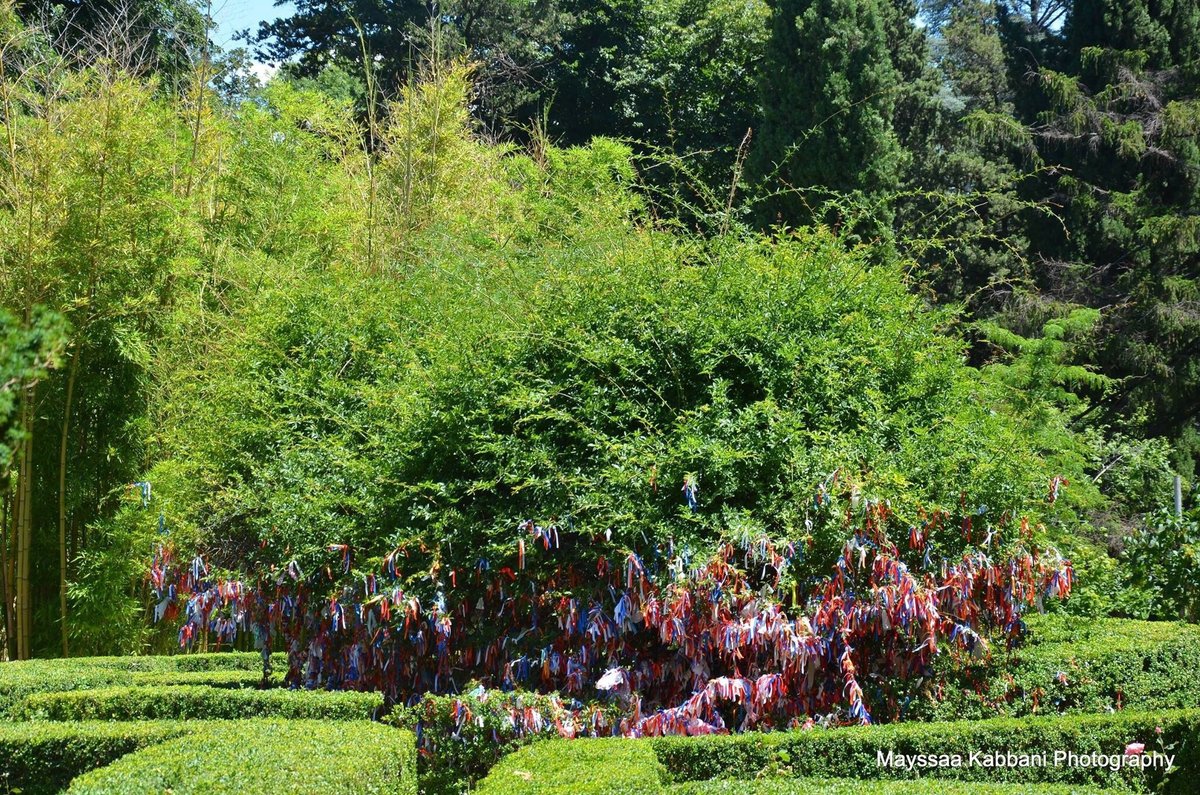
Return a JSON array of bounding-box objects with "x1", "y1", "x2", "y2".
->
[
  {"x1": 128, "y1": 669, "x2": 284, "y2": 689},
  {"x1": 0, "y1": 652, "x2": 285, "y2": 715},
  {"x1": 66, "y1": 720, "x2": 416, "y2": 794},
  {"x1": 475, "y1": 737, "x2": 1128, "y2": 795},
  {"x1": 651, "y1": 710, "x2": 1198, "y2": 792},
  {"x1": 477, "y1": 737, "x2": 665, "y2": 795},
  {"x1": 919, "y1": 616, "x2": 1200, "y2": 721},
  {"x1": 15, "y1": 684, "x2": 383, "y2": 721},
  {"x1": 0, "y1": 663, "x2": 128, "y2": 716},
  {"x1": 0, "y1": 720, "x2": 192, "y2": 795},
  {"x1": 665, "y1": 779, "x2": 1119, "y2": 794}
]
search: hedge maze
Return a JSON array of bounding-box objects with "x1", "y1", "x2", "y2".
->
[{"x1": 6, "y1": 614, "x2": 1197, "y2": 793}]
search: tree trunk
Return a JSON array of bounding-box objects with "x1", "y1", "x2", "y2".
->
[{"x1": 58, "y1": 344, "x2": 80, "y2": 657}]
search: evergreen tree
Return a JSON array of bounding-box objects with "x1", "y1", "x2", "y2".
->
[
  {"x1": 907, "y1": 0, "x2": 1033, "y2": 306},
  {"x1": 751, "y1": 0, "x2": 904, "y2": 227},
  {"x1": 1065, "y1": 0, "x2": 1200, "y2": 71},
  {"x1": 1024, "y1": 2, "x2": 1200, "y2": 448}
]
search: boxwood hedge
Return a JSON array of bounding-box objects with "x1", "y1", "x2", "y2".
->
[
  {"x1": 651, "y1": 709, "x2": 1198, "y2": 792},
  {"x1": 127, "y1": 668, "x2": 284, "y2": 689},
  {"x1": 15, "y1": 684, "x2": 383, "y2": 721},
  {"x1": 0, "y1": 720, "x2": 192, "y2": 795},
  {"x1": 920, "y1": 615, "x2": 1200, "y2": 721},
  {"x1": 0, "y1": 652, "x2": 285, "y2": 715},
  {"x1": 474, "y1": 725, "x2": 1146, "y2": 795},
  {"x1": 476, "y1": 737, "x2": 665, "y2": 795},
  {"x1": 65, "y1": 720, "x2": 416, "y2": 794}
]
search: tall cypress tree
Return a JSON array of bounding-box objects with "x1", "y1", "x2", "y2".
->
[{"x1": 751, "y1": 0, "x2": 903, "y2": 227}]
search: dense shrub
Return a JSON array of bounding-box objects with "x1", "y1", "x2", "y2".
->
[
  {"x1": 389, "y1": 689, "x2": 620, "y2": 795},
  {"x1": 66, "y1": 720, "x2": 416, "y2": 794},
  {"x1": 15, "y1": 684, "x2": 382, "y2": 721},
  {"x1": 477, "y1": 737, "x2": 664, "y2": 795},
  {"x1": 136, "y1": 224, "x2": 1090, "y2": 731},
  {"x1": 0, "y1": 721, "x2": 191, "y2": 795},
  {"x1": 918, "y1": 615, "x2": 1200, "y2": 720},
  {"x1": 0, "y1": 663, "x2": 129, "y2": 716},
  {"x1": 139, "y1": 651, "x2": 286, "y2": 673},
  {"x1": 1126, "y1": 508, "x2": 1200, "y2": 621},
  {"x1": 651, "y1": 710, "x2": 1198, "y2": 791},
  {"x1": 474, "y1": 734, "x2": 1128, "y2": 794}
]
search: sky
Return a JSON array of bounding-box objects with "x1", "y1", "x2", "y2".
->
[{"x1": 208, "y1": 0, "x2": 293, "y2": 51}]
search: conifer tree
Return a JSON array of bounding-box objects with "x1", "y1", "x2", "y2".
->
[{"x1": 751, "y1": 0, "x2": 903, "y2": 226}]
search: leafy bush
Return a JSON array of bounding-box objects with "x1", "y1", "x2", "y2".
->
[
  {"x1": 389, "y1": 688, "x2": 622, "y2": 795},
  {"x1": 65, "y1": 720, "x2": 416, "y2": 794},
  {"x1": 1125, "y1": 508, "x2": 1200, "y2": 621},
  {"x1": 651, "y1": 709, "x2": 1198, "y2": 791},
  {"x1": 0, "y1": 721, "x2": 191, "y2": 795},
  {"x1": 15, "y1": 684, "x2": 382, "y2": 721},
  {"x1": 0, "y1": 663, "x2": 129, "y2": 717},
  {"x1": 916, "y1": 614, "x2": 1200, "y2": 720},
  {"x1": 476, "y1": 737, "x2": 664, "y2": 795},
  {"x1": 138, "y1": 224, "x2": 1090, "y2": 726},
  {"x1": 142, "y1": 651, "x2": 286, "y2": 673},
  {"x1": 475, "y1": 733, "x2": 1130, "y2": 794}
]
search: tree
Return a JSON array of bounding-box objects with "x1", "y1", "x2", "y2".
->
[
  {"x1": 750, "y1": 0, "x2": 905, "y2": 227},
  {"x1": 917, "y1": 0, "x2": 1200, "y2": 478},
  {"x1": 251, "y1": 0, "x2": 568, "y2": 133},
  {"x1": 1015, "y1": 1, "x2": 1200, "y2": 447},
  {"x1": 14, "y1": 0, "x2": 206, "y2": 81}
]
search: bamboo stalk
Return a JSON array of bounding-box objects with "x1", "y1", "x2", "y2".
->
[
  {"x1": 1, "y1": 482, "x2": 14, "y2": 660},
  {"x1": 16, "y1": 383, "x2": 33, "y2": 659},
  {"x1": 58, "y1": 343, "x2": 81, "y2": 657}
]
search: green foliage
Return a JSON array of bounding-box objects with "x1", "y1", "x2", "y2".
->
[
  {"x1": 0, "y1": 306, "x2": 66, "y2": 468},
  {"x1": 152, "y1": 214, "x2": 1085, "y2": 644},
  {"x1": 0, "y1": 49, "x2": 211, "y2": 654},
  {"x1": 390, "y1": 689, "x2": 617, "y2": 795},
  {"x1": 474, "y1": 707, "x2": 1196, "y2": 793},
  {"x1": 1086, "y1": 431, "x2": 1176, "y2": 518},
  {"x1": 1066, "y1": 0, "x2": 1200, "y2": 73},
  {"x1": 0, "y1": 720, "x2": 191, "y2": 795},
  {"x1": 65, "y1": 720, "x2": 416, "y2": 795},
  {"x1": 914, "y1": 614, "x2": 1200, "y2": 720},
  {"x1": 125, "y1": 668, "x2": 283, "y2": 689},
  {"x1": 1125, "y1": 509, "x2": 1200, "y2": 621},
  {"x1": 477, "y1": 737, "x2": 665, "y2": 795},
  {"x1": 977, "y1": 309, "x2": 1110, "y2": 516},
  {"x1": 979, "y1": 309, "x2": 1111, "y2": 413},
  {"x1": 14, "y1": 684, "x2": 383, "y2": 721},
  {"x1": 12, "y1": 0, "x2": 206, "y2": 85},
  {"x1": 650, "y1": 710, "x2": 1199, "y2": 790}
]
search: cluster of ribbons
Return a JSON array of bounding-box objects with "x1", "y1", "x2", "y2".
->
[{"x1": 145, "y1": 475, "x2": 1075, "y2": 736}]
